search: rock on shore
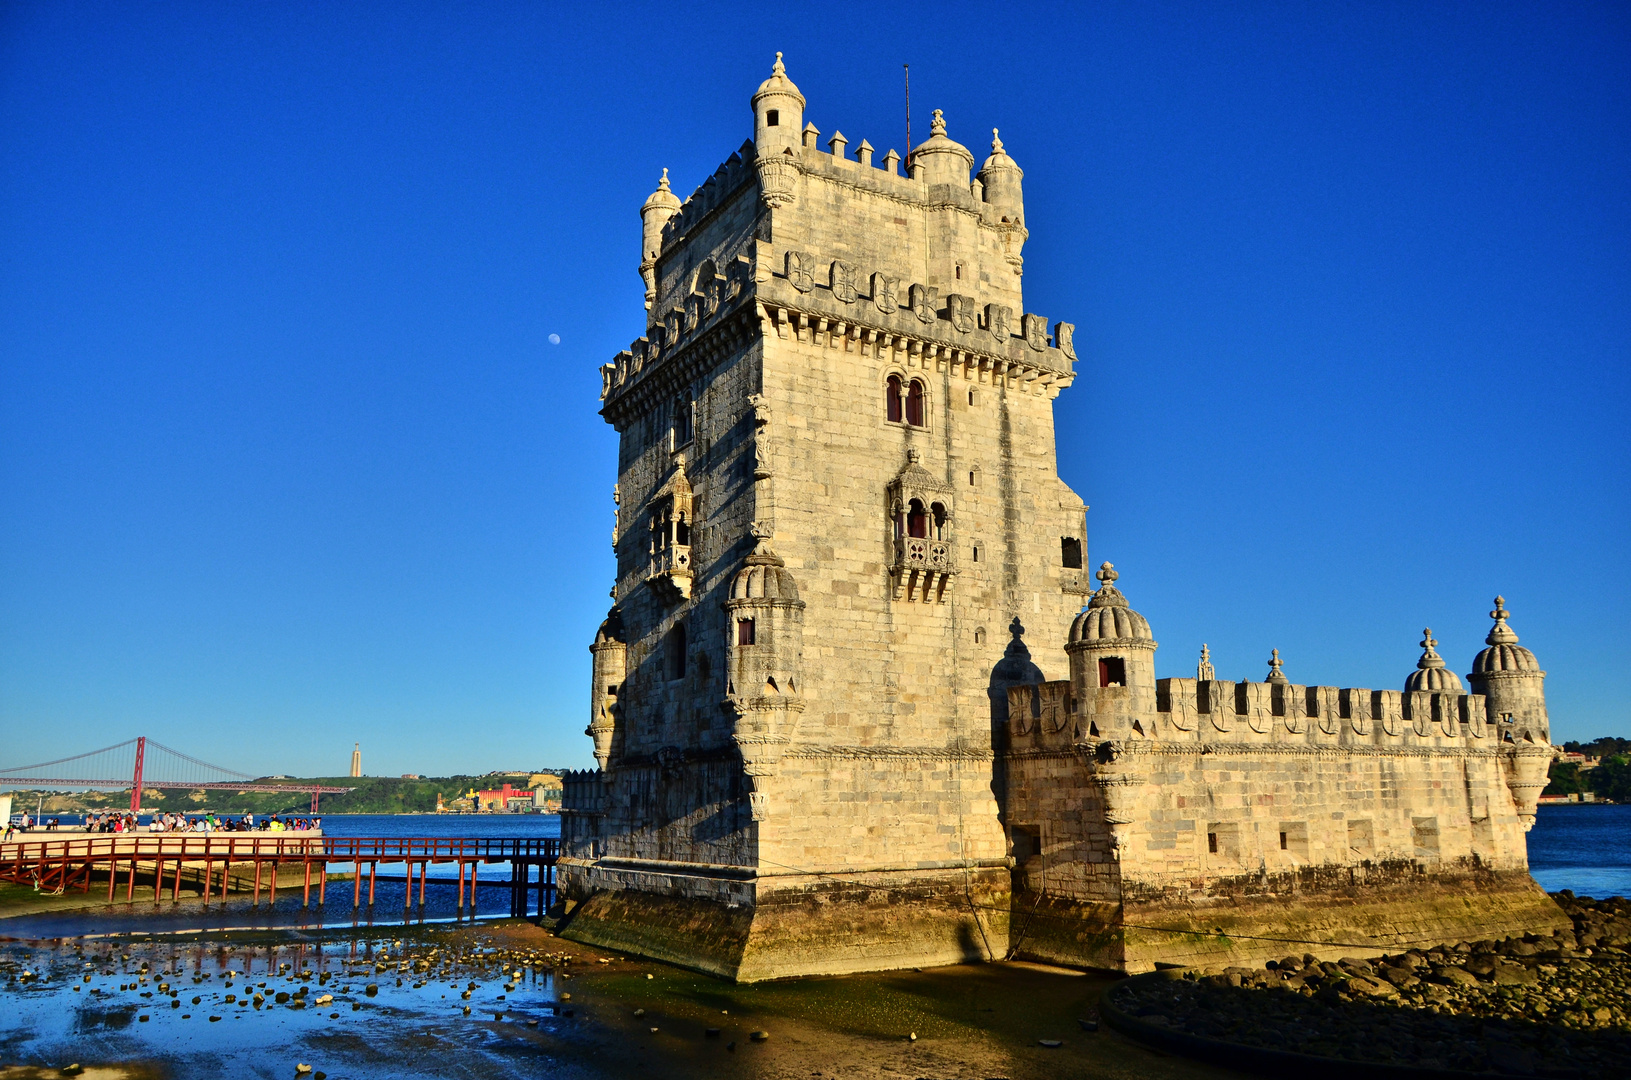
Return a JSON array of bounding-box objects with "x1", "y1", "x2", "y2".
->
[{"x1": 1109, "y1": 892, "x2": 1631, "y2": 1076}]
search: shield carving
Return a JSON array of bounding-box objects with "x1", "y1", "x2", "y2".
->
[
  {"x1": 1022, "y1": 313, "x2": 1048, "y2": 351},
  {"x1": 910, "y1": 284, "x2": 939, "y2": 324},
  {"x1": 986, "y1": 303, "x2": 1011, "y2": 344},
  {"x1": 872, "y1": 273, "x2": 899, "y2": 314},
  {"x1": 785, "y1": 251, "x2": 814, "y2": 293},
  {"x1": 830, "y1": 261, "x2": 858, "y2": 304}
]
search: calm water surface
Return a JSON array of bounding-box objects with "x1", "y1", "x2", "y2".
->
[{"x1": 1528, "y1": 802, "x2": 1631, "y2": 898}]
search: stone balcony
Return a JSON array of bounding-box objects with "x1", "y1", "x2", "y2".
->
[
  {"x1": 646, "y1": 544, "x2": 693, "y2": 601},
  {"x1": 890, "y1": 536, "x2": 954, "y2": 603}
]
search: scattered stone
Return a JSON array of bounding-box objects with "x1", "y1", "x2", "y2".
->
[
  {"x1": 364, "y1": 984, "x2": 378, "y2": 996},
  {"x1": 1039, "y1": 1039, "x2": 1064, "y2": 1048},
  {"x1": 750, "y1": 1030, "x2": 769, "y2": 1042}
]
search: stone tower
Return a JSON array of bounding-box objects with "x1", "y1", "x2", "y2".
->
[{"x1": 558, "y1": 55, "x2": 1084, "y2": 980}]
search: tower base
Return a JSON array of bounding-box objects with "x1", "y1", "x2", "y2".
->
[{"x1": 558, "y1": 859, "x2": 1012, "y2": 982}]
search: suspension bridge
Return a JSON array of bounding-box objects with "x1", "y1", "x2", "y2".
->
[{"x1": 0, "y1": 737, "x2": 354, "y2": 813}]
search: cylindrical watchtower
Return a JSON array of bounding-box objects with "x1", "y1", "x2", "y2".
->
[{"x1": 1066, "y1": 563, "x2": 1158, "y2": 734}]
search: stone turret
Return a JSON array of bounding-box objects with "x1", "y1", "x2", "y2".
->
[
  {"x1": 639, "y1": 170, "x2": 681, "y2": 312},
  {"x1": 978, "y1": 130, "x2": 1024, "y2": 219},
  {"x1": 1468, "y1": 597, "x2": 1551, "y2": 832},
  {"x1": 1405, "y1": 628, "x2": 1464, "y2": 694},
  {"x1": 752, "y1": 53, "x2": 804, "y2": 207},
  {"x1": 1467, "y1": 597, "x2": 1548, "y2": 744},
  {"x1": 1067, "y1": 563, "x2": 1158, "y2": 730},
  {"x1": 586, "y1": 607, "x2": 626, "y2": 772},
  {"x1": 908, "y1": 109, "x2": 975, "y2": 192},
  {"x1": 723, "y1": 527, "x2": 806, "y2": 821}
]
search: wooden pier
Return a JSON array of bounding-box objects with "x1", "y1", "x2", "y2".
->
[{"x1": 0, "y1": 834, "x2": 558, "y2": 916}]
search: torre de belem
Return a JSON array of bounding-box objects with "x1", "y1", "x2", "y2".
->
[{"x1": 557, "y1": 57, "x2": 1568, "y2": 980}]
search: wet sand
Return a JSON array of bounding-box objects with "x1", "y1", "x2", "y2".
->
[{"x1": 0, "y1": 920, "x2": 1235, "y2": 1080}]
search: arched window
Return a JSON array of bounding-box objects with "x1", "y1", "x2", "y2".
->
[
  {"x1": 671, "y1": 396, "x2": 693, "y2": 449},
  {"x1": 907, "y1": 499, "x2": 928, "y2": 539},
  {"x1": 674, "y1": 512, "x2": 690, "y2": 546},
  {"x1": 930, "y1": 502, "x2": 948, "y2": 540},
  {"x1": 665, "y1": 622, "x2": 687, "y2": 681},
  {"x1": 905, "y1": 379, "x2": 926, "y2": 427},
  {"x1": 736, "y1": 618, "x2": 756, "y2": 646},
  {"x1": 886, "y1": 374, "x2": 903, "y2": 423}
]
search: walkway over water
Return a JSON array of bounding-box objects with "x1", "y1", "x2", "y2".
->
[{"x1": 0, "y1": 834, "x2": 559, "y2": 917}]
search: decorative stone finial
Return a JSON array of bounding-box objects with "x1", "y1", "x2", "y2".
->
[
  {"x1": 1417, "y1": 628, "x2": 1446, "y2": 670},
  {"x1": 772, "y1": 51, "x2": 785, "y2": 76},
  {"x1": 1486, "y1": 596, "x2": 1519, "y2": 645},
  {"x1": 906, "y1": 448, "x2": 921, "y2": 464},
  {"x1": 930, "y1": 109, "x2": 946, "y2": 137},
  {"x1": 991, "y1": 128, "x2": 1004, "y2": 154},
  {"x1": 1266, "y1": 648, "x2": 1286, "y2": 683},
  {"x1": 749, "y1": 521, "x2": 772, "y2": 541},
  {"x1": 1197, "y1": 644, "x2": 1215, "y2": 682},
  {"x1": 1086, "y1": 562, "x2": 1128, "y2": 610},
  {"x1": 659, "y1": 167, "x2": 670, "y2": 190}
]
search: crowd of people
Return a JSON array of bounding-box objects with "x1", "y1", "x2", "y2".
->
[{"x1": 3, "y1": 812, "x2": 321, "y2": 839}]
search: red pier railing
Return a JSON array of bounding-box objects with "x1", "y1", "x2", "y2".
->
[{"x1": 0, "y1": 835, "x2": 560, "y2": 916}]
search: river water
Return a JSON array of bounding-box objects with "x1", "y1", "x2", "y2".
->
[
  {"x1": 1, "y1": 808, "x2": 1625, "y2": 1079},
  {"x1": 1528, "y1": 802, "x2": 1631, "y2": 898}
]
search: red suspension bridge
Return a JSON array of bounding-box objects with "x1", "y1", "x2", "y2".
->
[{"x1": 0, "y1": 737, "x2": 353, "y2": 813}]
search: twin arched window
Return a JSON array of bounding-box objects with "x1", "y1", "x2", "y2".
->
[
  {"x1": 895, "y1": 499, "x2": 948, "y2": 541},
  {"x1": 885, "y1": 375, "x2": 926, "y2": 427}
]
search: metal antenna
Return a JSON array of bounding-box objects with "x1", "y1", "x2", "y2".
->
[{"x1": 904, "y1": 64, "x2": 911, "y2": 161}]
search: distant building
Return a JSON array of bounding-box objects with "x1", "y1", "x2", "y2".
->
[
  {"x1": 401, "y1": 773, "x2": 420, "y2": 780},
  {"x1": 1558, "y1": 751, "x2": 1600, "y2": 770},
  {"x1": 350, "y1": 743, "x2": 362, "y2": 778},
  {"x1": 473, "y1": 783, "x2": 530, "y2": 811}
]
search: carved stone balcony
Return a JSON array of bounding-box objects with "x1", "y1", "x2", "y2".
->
[
  {"x1": 890, "y1": 536, "x2": 954, "y2": 603},
  {"x1": 646, "y1": 544, "x2": 693, "y2": 602}
]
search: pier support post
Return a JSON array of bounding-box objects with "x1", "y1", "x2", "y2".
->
[
  {"x1": 172, "y1": 859, "x2": 182, "y2": 902},
  {"x1": 253, "y1": 861, "x2": 262, "y2": 905},
  {"x1": 470, "y1": 863, "x2": 478, "y2": 917},
  {"x1": 303, "y1": 860, "x2": 312, "y2": 908},
  {"x1": 319, "y1": 862, "x2": 326, "y2": 905},
  {"x1": 353, "y1": 863, "x2": 361, "y2": 908},
  {"x1": 417, "y1": 861, "x2": 426, "y2": 906},
  {"x1": 269, "y1": 862, "x2": 277, "y2": 906},
  {"x1": 456, "y1": 861, "x2": 465, "y2": 911},
  {"x1": 368, "y1": 861, "x2": 376, "y2": 906}
]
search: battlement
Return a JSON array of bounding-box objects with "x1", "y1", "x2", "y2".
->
[
  {"x1": 1005, "y1": 677, "x2": 1531, "y2": 750},
  {"x1": 600, "y1": 240, "x2": 1077, "y2": 421}
]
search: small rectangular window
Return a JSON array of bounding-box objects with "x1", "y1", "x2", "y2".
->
[
  {"x1": 1061, "y1": 537, "x2": 1083, "y2": 569},
  {"x1": 972, "y1": 545, "x2": 980, "y2": 562},
  {"x1": 766, "y1": 109, "x2": 779, "y2": 127},
  {"x1": 1207, "y1": 832, "x2": 1219, "y2": 854},
  {"x1": 1279, "y1": 831, "x2": 1288, "y2": 850},
  {"x1": 736, "y1": 618, "x2": 756, "y2": 647},
  {"x1": 1098, "y1": 657, "x2": 1126, "y2": 688}
]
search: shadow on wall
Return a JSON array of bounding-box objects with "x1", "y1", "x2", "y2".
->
[{"x1": 988, "y1": 616, "x2": 1047, "y2": 821}]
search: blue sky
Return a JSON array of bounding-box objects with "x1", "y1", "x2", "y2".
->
[{"x1": 1, "y1": 2, "x2": 1626, "y2": 778}]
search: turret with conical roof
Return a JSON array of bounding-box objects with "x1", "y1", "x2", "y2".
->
[
  {"x1": 908, "y1": 109, "x2": 975, "y2": 193},
  {"x1": 1467, "y1": 597, "x2": 1548, "y2": 745},
  {"x1": 639, "y1": 169, "x2": 681, "y2": 312},
  {"x1": 977, "y1": 129, "x2": 1024, "y2": 221},
  {"x1": 751, "y1": 52, "x2": 805, "y2": 158}
]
